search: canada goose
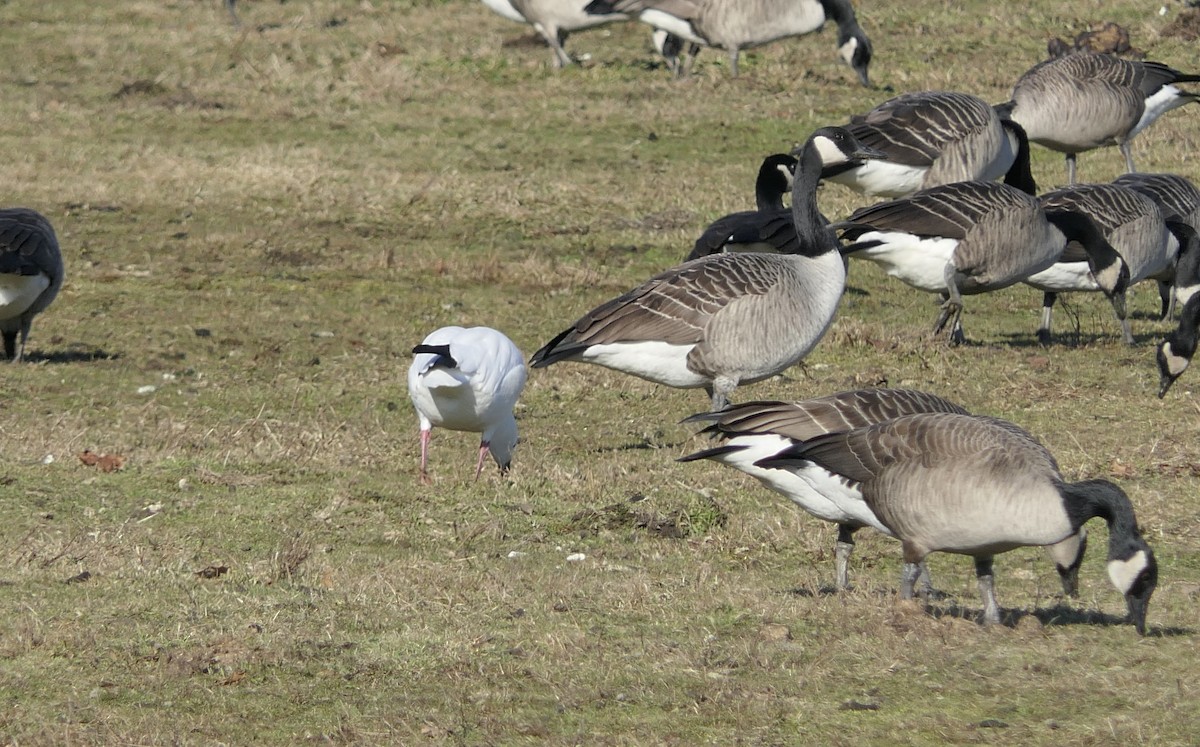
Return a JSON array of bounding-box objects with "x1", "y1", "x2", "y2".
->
[
  {"x1": 478, "y1": 0, "x2": 633, "y2": 68},
  {"x1": 0, "y1": 208, "x2": 65, "y2": 362},
  {"x1": 1158, "y1": 293, "x2": 1200, "y2": 397},
  {"x1": 998, "y1": 53, "x2": 1200, "y2": 184},
  {"x1": 408, "y1": 326, "x2": 528, "y2": 483},
  {"x1": 1114, "y1": 172, "x2": 1200, "y2": 314},
  {"x1": 530, "y1": 127, "x2": 885, "y2": 411},
  {"x1": 822, "y1": 91, "x2": 1035, "y2": 198},
  {"x1": 685, "y1": 153, "x2": 796, "y2": 261},
  {"x1": 582, "y1": 0, "x2": 872, "y2": 84},
  {"x1": 678, "y1": 389, "x2": 968, "y2": 590},
  {"x1": 1027, "y1": 183, "x2": 1179, "y2": 344},
  {"x1": 837, "y1": 181, "x2": 1129, "y2": 344},
  {"x1": 758, "y1": 412, "x2": 1158, "y2": 634}
]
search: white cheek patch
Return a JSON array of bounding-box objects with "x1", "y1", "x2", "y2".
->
[
  {"x1": 777, "y1": 164, "x2": 795, "y2": 189},
  {"x1": 1092, "y1": 260, "x2": 1127, "y2": 295},
  {"x1": 1107, "y1": 550, "x2": 1149, "y2": 595},
  {"x1": 1165, "y1": 348, "x2": 1191, "y2": 377},
  {"x1": 812, "y1": 135, "x2": 847, "y2": 166},
  {"x1": 839, "y1": 37, "x2": 858, "y2": 66}
]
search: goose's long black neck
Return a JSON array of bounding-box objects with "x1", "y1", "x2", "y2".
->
[
  {"x1": 792, "y1": 142, "x2": 837, "y2": 257},
  {"x1": 818, "y1": 0, "x2": 860, "y2": 31},
  {"x1": 1000, "y1": 120, "x2": 1036, "y2": 196},
  {"x1": 755, "y1": 172, "x2": 787, "y2": 212},
  {"x1": 1045, "y1": 210, "x2": 1123, "y2": 272},
  {"x1": 1060, "y1": 479, "x2": 1143, "y2": 559},
  {"x1": 1169, "y1": 294, "x2": 1200, "y2": 357}
]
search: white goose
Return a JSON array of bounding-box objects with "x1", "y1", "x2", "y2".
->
[{"x1": 408, "y1": 326, "x2": 528, "y2": 482}]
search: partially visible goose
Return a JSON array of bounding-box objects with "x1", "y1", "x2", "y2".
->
[
  {"x1": 1114, "y1": 172, "x2": 1200, "y2": 314},
  {"x1": 680, "y1": 389, "x2": 1089, "y2": 594},
  {"x1": 530, "y1": 127, "x2": 885, "y2": 410},
  {"x1": 998, "y1": 53, "x2": 1200, "y2": 184},
  {"x1": 1158, "y1": 291, "x2": 1200, "y2": 397},
  {"x1": 478, "y1": 0, "x2": 632, "y2": 68},
  {"x1": 685, "y1": 153, "x2": 796, "y2": 261},
  {"x1": 822, "y1": 91, "x2": 1035, "y2": 198},
  {"x1": 837, "y1": 180, "x2": 1129, "y2": 344},
  {"x1": 1027, "y1": 183, "x2": 1179, "y2": 344},
  {"x1": 0, "y1": 208, "x2": 65, "y2": 362},
  {"x1": 408, "y1": 326, "x2": 528, "y2": 483},
  {"x1": 582, "y1": 0, "x2": 872, "y2": 84},
  {"x1": 758, "y1": 412, "x2": 1158, "y2": 634}
]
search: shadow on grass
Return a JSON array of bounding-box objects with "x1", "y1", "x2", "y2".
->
[
  {"x1": 925, "y1": 601, "x2": 1192, "y2": 636},
  {"x1": 25, "y1": 347, "x2": 120, "y2": 364},
  {"x1": 592, "y1": 438, "x2": 689, "y2": 454}
]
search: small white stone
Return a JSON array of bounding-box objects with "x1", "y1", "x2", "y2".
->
[
  {"x1": 42, "y1": 454, "x2": 55, "y2": 465},
  {"x1": 137, "y1": 385, "x2": 157, "y2": 395},
  {"x1": 161, "y1": 372, "x2": 177, "y2": 381},
  {"x1": 565, "y1": 552, "x2": 586, "y2": 562},
  {"x1": 506, "y1": 551, "x2": 525, "y2": 559},
  {"x1": 178, "y1": 478, "x2": 190, "y2": 490}
]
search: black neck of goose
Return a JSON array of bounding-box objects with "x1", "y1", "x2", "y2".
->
[
  {"x1": 1059, "y1": 479, "x2": 1146, "y2": 561},
  {"x1": 1169, "y1": 294, "x2": 1200, "y2": 357},
  {"x1": 1045, "y1": 210, "x2": 1128, "y2": 294},
  {"x1": 755, "y1": 168, "x2": 788, "y2": 212},
  {"x1": 818, "y1": 0, "x2": 859, "y2": 31},
  {"x1": 791, "y1": 141, "x2": 836, "y2": 256},
  {"x1": 1000, "y1": 120, "x2": 1036, "y2": 196}
]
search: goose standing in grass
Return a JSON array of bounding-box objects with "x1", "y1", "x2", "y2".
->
[
  {"x1": 408, "y1": 326, "x2": 527, "y2": 483},
  {"x1": 822, "y1": 91, "x2": 1035, "y2": 198},
  {"x1": 478, "y1": 0, "x2": 634, "y2": 68},
  {"x1": 1114, "y1": 172, "x2": 1200, "y2": 315},
  {"x1": 685, "y1": 153, "x2": 796, "y2": 261},
  {"x1": 1157, "y1": 293, "x2": 1200, "y2": 397},
  {"x1": 1026, "y1": 183, "x2": 1181, "y2": 344},
  {"x1": 679, "y1": 389, "x2": 1088, "y2": 594},
  {"x1": 582, "y1": 0, "x2": 872, "y2": 84},
  {"x1": 837, "y1": 180, "x2": 1129, "y2": 345},
  {"x1": 0, "y1": 208, "x2": 65, "y2": 362},
  {"x1": 757, "y1": 412, "x2": 1158, "y2": 634},
  {"x1": 998, "y1": 53, "x2": 1200, "y2": 184},
  {"x1": 530, "y1": 127, "x2": 885, "y2": 411}
]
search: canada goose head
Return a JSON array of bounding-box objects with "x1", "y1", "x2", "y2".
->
[
  {"x1": 837, "y1": 29, "x2": 872, "y2": 87},
  {"x1": 758, "y1": 153, "x2": 798, "y2": 194},
  {"x1": 1107, "y1": 544, "x2": 1158, "y2": 636},
  {"x1": 802, "y1": 126, "x2": 887, "y2": 168},
  {"x1": 1045, "y1": 209, "x2": 1131, "y2": 312},
  {"x1": 1157, "y1": 336, "x2": 1193, "y2": 398}
]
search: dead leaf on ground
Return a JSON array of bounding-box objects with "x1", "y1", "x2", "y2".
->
[
  {"x1": 78, "y1": 449, "x2": 126, "y2": 472},
  {"x1": 195, "y1": 565, "x2": 229, "y2": 579},
  {"x1": 221, "y1": 671, "x2": 247, "y2": 686}
]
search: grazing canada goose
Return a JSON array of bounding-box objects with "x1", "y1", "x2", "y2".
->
[
  {"x1": 679, "y1": 389, "x2": 967, "y2": 590},
  {"x1": 822, "y1": 91, "x2": 1035, "y2": 198},
  {"x1": 530, "y1": 127, "x2": 885, "y2": 410},
  {"x1": 998, "y1": 53, "x2": 1200, "y2": 184},
  {"x1": 1114, "y1": 172, "x2": 1200, "y2": 314},
  {"x1": 837, "y1": 181, "x2": 1129, "y2": 344},
  {"x1": 1158, "y1": 293, "x2": 1200, "y2": 397},
  {"x1": 685, "y1": 153, "x2": 796, "y2": 261},
  {"x1": 758, "y1": 412, "x2": 1158, "y2": 634},
  {"x1": 478, "y1": 0, "x2": 633, "y2": 68},
  {"x1": 0, "y1": 208, "x2": 65, "y2": 362},
  {"x1": 582, "y1": 0, "x2": 872, "y2": 84},
  {"x1": 408, "y1": 326, "x2": 527, "y2": 483},
  {"x1": 1027, "y1": 183, "x2": 1179, "y2": 344}
]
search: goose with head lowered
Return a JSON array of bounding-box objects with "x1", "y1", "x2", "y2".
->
[
  {"x1": 408, "y1": 326, "x2": 528, "y2": 483},
  {"x1": 0, "y1": 208, "x2": 65, "y2": 362},
  {"x1": 478, "y1": 0, "x2": 632, "y2": 68},
  {"x1": 822, "y1": 91, "x2": 1035, "y2": 198},
  {"x1": 679, "y1": 389, "x2": 1088, "y2": 594},
  {"x1": 837, "y1": 180, "x2": 1129, "y2": 345},
  {"x1": 758, "y1": 412, "x2": 1158, "y2": 634},
  {"x1": 530, "y1": 127, "x2": 885, "y2": 411},
  {"x1": 685, "y1": 153, "x2": 796, "y2": 261},
  {"x1": 998, "y1": 53, "x2": 1200, "y2": 184},
  {"x1": 1114, "y1": 172, "x2": 1200, "y2": 316},
  {"x1": 1157, "y1": 292, "x2": 1200, "y2": 398},
  {"x1": 582, "y1": 0, "x2": 872, "y2": 83}
]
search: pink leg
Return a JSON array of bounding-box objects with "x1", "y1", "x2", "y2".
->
[
  {"x1": 474, "y1": 441, "x2": 491, "y2": 480},
  {"x1": 419, "y1": 429, "x2": 432, "y2": 484}
]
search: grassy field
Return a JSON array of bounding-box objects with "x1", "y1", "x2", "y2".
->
[{"x1": 2, "y1": 0, "x2": 1200, "y2": 744}]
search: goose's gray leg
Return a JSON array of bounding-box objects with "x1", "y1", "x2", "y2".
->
[
  {"x1": 1065, "y1": 153, "x2": 1078, "y2": 185},
  {"x1": 834, "y1": 525, "x2": 857, "y2": 590},
  {"x1": 225, "y1": 0, "x2": 240, "y2": 27},
  {"x1": 728, "y1": 47, "x2": 740, "y2": 77},
  {"x1": 539, "y1": 26, "x2": 573, "y2": 69},
  {"x1": 974, "y1": 556, "x2": 1001, "y2": 626},
  {"x1": 899, "y1": 562, "x2": 923, "y2": 600},
  {"x1": 934, "y1": 267, "x2": 966, "y2": 345},
  {"x1": 1044, "y1": 528, "x2": 1087, "y2": 598},
  {"x1": 1119, "y1": 140, "x2": 1136, "y2": 174},
  {"x1": 916, "y1": 563, "x2": 935, "y2": 598},
  {"x1": 1037, "y1": 291, "x2": 1057, "y2": 345}
]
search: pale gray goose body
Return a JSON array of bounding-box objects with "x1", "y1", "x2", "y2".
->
[
  {"x1": 837, "y1": 180, "x2": 1129, "y2": 344},
  {"x1": 1000, "y1": 53, "x2": 1200, "y2": 184},
  {"x1": 757, "y1": 412, "x2": 1158, "y2": 634},
  {"x1": 1027, "y1": 183, "x2": 1179, "y2": 344},
  {"x1": 479, "y1": 0, "x2": 633, "y2": 68},
  {"x1": 530, "y1": 127, "x2": 885, "y2": 410},
  {"x1": 822, "y1": 91, "x2": 1035, "y2": 198},
  {"x1": 686, "y1": 153, "x2": 796, "y2": 261},
  {"x1": 0, "y1": 208, "x2": 65, "y2": 362},
  {"x1": 582, "y1": 0, "x2": 871, "y2": 83},
  {"x1": 1114, "y1": 172, "x2": 1200, "y2": 315}
]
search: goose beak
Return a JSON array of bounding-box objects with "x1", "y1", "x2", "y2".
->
[
  {"x1": 1158, "y1": 372, "x2": 1177, "y2": 399},
  {"x1": 850, "y1": 143, "x2": 888, "y2": 162}
]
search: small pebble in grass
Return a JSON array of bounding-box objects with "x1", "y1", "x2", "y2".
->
[
  {"x1": 565, "y1": 552, "x2": 586, "y2": 562},
  {"x1": 194, "y1": 328, "x2": 211, "y2": 338},
  {"x1": 42, "y1": 454, "x2": 55, "y2": 465},
  {"x1": 137, "y1": 385, "x2": 157, "y2": 395},
  {"x1": 312, "y1": 330, "x2": 335, "y2": 339},
  {"x1": 507, "y1": 551, "x2": 525, "y2": 559}
]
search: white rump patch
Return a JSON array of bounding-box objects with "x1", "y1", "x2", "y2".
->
[
  {"x1": 579, "y1": 340, "x2": 707, "y2": 388},
  {"x1": 0, "y1": 273, "x2": 51, "y2": 321},
  {"x1": 638, "y1": 9, "x2": 706, "y2": 46},
  {"x1": 1107, "y1": 550, "x2": 1149, "y2": 595},
  {"x1": 846, "y1": 232, "x2": 958, "y2": 292},
  {"x1": 1132, "y1": 86, "x2": 1193, "y2": 140}
]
